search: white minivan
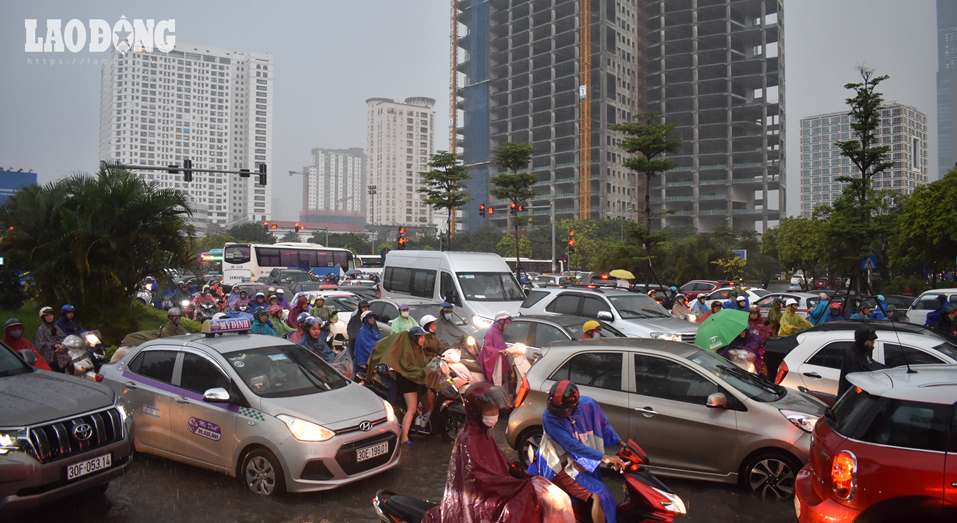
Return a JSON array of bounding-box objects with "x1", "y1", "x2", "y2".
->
[{"x1": 382, "y1": 251, "x2": 525, "y2": 329}]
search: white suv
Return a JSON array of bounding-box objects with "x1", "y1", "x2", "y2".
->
[{"x1": 519, "y1": 288, "x2": 697, "y2": 342}]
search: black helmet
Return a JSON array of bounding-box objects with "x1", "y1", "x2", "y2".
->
[{"x1": 547, "y1": 380, "x2": 580, "y2": 417}]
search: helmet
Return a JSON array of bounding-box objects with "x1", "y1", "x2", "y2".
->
[
  {"x1": 441, "y1": 302, "x2": 454, "y2": 310},
  {"x1": 582, "y1": 320, "x2": 601, "y2": 334},
  {"x1": 167, "y1": 307, "x2": 182, "y2": 318},
  {"x1": 785, "y1": 298, "x2": 798, "y2": 307},
  {"x1": 254, "y1": 306, "x2": 269, "y2": 318},
  {"x1": 358, "y1": 300, "x2": 370, "y2": 308},
  {"x1": 62, "y1": 334, "x2": 84, "y2": 350},
  {"x1": 255, "y1": 292, "x2": 265, "y2": 299},
  {"x1": 202, "y1": 285, "x2": 211, "y2": 293},
  {"x1": 736, "y1": 296, "x2": 746, "y2": 303},
  {"x1": 268, "y1": 304, "x2": 282, "y2": 316},
  {"x1": 268, "y1": 294, "x2": 279, "y2": 302},
  {"x1": 408, "y1": 326, "x2": 427, "y2": 338},
  {"x1": 303, "y1": 316, "x2": 321, "y2": 329},
  {"x1": 494, "y1": 311, "x2": 511, "y2": 322},
  {"x1": 39, "y1": 306, "x2": 55, "y2": 318},
  {"x1": 855, "y1": 327, "x2": 878, "y2": 343},
  {"x1": 296, "y1": 312, "x2": 311, "y2": 325},
  {"x1": 61, "y1": 304, "x2": 76, "y2": 313},
  {"x1": 420, "y1": 314, "x2": 438, "y2": 327},
  {"x1": 669, "y1": 286, "x2": 678, "y2": 293},
  {"x1": 361, "y1": 310, "x2": 375, "y2": 321},
  {"x1": 276, "y1": 288, "x2": 285, "y2": 295},
  {"x1": 547, "y1": 380, "x2": 580, "y2": 417}
]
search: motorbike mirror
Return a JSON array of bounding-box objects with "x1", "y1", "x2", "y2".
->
[
  {"x1": 706, "y1": 392, "x2": 728, "y2": 409},
  {"x1": 596, "y1": 311, "x2": 613, "y2": 321},
  {"x1": 17, "y1": 349, "x2": 37, "y2": 367},
  {"x1": 203, "y1": 387, "x2": 231, "y2": 403}
]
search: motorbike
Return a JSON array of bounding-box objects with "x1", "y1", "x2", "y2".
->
[
  {"x1": 371, "y1": 439, "x2": 687, "y2": 523},
  {"x1": 195, "y1": 301, "x2": 218, "y2": 321},
  {"x1": 64, "y1": 330, "x2": 107, "y2": 382}
]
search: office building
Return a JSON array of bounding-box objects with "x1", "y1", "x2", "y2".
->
[
  {"x1": 365, "y1": 97, "x2": 437, "y2": 228},
  {"x1": 800, "y1": 103, "x2": 928, "y2": 215},
  {"x1": 455, "y1": 0, "x2": 644, "y2": 231},
  {"x1": 938, "y1": 0, "x2": 957, "y2": 178},
  {"x1": 0, "y1": 168, "x2": 38, "y2": 204},
  {"x1": 98, "y1": 43, "x2": 273, "y2": 229},
  {"x1": 299, "y1": 147, "x2": 368, "y2": 233},
  {"x1": 645, "y1": 0, "x2": 784, "y2": 233}
]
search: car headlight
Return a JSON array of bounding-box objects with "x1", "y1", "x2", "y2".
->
[
  {"x1": 277, "y1": 414, "x2": 335, "y2": 442},
  {"x1": 472, "y1": 315, "x2": 493, "y2": 329},
  {"x1": 0, "y1": 429, "x2": 28, "y2": 455},
  {"x1": 649, "y1": 331, "x2": 682, "y2": 342},
  {"x1": 383, "y1": 400, "x2": 396, "y2": 423},
  {"x1": 781, "y1": 409, "x2": 819, "y2": 433}
]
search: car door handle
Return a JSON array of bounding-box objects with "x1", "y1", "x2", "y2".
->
[
  {"x1": 634, "y1": 406, "x2": 657, "y2": 418},
  {"x1": 124, "y1": 380, "x2": 138, "y2": 389},
  {"x1": 802, "y1": 372, "x2": 822, "y2": 379},
  {"x1": 175, "y1": 396, "x2": 190, "y2": 404}
]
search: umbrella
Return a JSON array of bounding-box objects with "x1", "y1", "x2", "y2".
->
[
  {"x1": 609, "y1": 269, "x2": 635, "y2": 280},
  {"x1": 694, "y1": 309, "x2": 749, "y2": 351}
]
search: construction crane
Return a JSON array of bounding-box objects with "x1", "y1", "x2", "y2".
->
[{"x1": 579, "y1": 0, "x2": 591, "y2": 219}]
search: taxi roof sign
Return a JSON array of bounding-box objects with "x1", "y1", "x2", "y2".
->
[{"x1": 202, "y1": 318, "x2": 252, "y2": 336}]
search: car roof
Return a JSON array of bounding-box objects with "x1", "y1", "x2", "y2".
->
[
  {"x1": 804, "y1": 320, "x2": 943, "y2": 338},
  {"x1": 918, "y1": 288, "x2": 957, "y2": 294},
  {"x1": 533, "y1": 287, "x2": 633, "y2": 297},
  {"x1": 848, "y1": 364, "x2": 957, "y2": 404},
  {"x1": 138, "y1": 333, "x2": 290, "y2": 355},
  {"x1": 514, "y1": 314, "x2": 591, "y2": 328},
  {"x1": 539, "y1": 338, "x2": 699, "y2": 358}
]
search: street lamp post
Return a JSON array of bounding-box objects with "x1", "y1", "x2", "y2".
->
[{"x1": 367, "y1": 184, "x2": 377, "y2": 254}]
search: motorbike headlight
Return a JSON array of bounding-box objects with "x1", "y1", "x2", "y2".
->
[
  {"x1": 84, "y1": 333, "x2": 100, "y2": 346},
  {"x1": 277, "y1": 415, "x2": 335, "y2": 442},
  {"x1": 781, "y1": 409, "x2": 820, "y2": 433},
  {"x1": 180, "y1": 300, "x2": 191, "y2": 308},
  {"x1": 383, "y1": 400, "x2": 396, "y2": 423},
  {"x1": 472, "y1": 315, "x2": 493, "y2": 329},
  {"x1": 654, "y1": 487, "x2": 687, "y2": 515},
  {"x1": 0, "y1": 429, "x2": 28, "y2": 456},
  {"x1": 687, "y1": 314, "x2": 697, "y2": 323},
  {"x1": 465, "y1": 335, "x2": 476, "y2": 347}
]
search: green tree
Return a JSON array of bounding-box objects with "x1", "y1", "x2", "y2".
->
[
  {"x1": 0, "y1": 168, "x2": 193, "y2": 339},
  {"x1": 192, "y1": 233, "x2": 235, "y2": 254},
  {"x1": 775, "y1": 217, "x2": 827, "y2": 289},
  {"x1": 614, "y1": 113, "x2": 680, "y2": 233},
  {"x1": 711, "y1": 256, "x2": 747, "y2": 282},
  {"x1": 492, "y1": 143, "x2": 535, "y2": 274},
  {"x1": 453, "y1": 226, "x2": 502, "y2": 253},
  {"x1": 318, "y1": 232, "x2": 375, "y2": 255},
  {"x1": 227, "y1": 222, "x2": 275, "y2": 244},
  {"x1": 495, "y1": 233, "x2": 531, "y2": 259},
  {"x1": 419, "y1": 151, "x2": 469, "y2": 250},
  {"x1": 892, "y1": 169, "x2": 957, "y2": 283}
]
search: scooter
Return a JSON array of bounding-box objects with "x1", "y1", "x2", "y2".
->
[{"x1": 371, "y1": 439, "x2": 687, "y2": 523}]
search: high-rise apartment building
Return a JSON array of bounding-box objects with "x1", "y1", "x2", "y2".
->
[
  {"x1": 645, "y1": 0, "x2": 784, "y2": 233},
  {"x1": 365, "y1": 97, "x2": 437, "y2": 227},
  {"x1": 99, "y1": 43, "x2": 273, "y2": 229},
  {"x1": 299, "y1": 148, "x2": 367, "y2": 232},
  {"x1": 455, "y1": 0, "x2": 644, "y2": 231},
  {"x1": 938, "y1": 0, "x2": 957, "y2": 178},
  {"x1": 800, "y1": 103, "x2": 928, "y2": 216}
]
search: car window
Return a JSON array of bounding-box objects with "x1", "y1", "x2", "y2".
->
[
  {"x1": 751, "y1": 289, "x2": 770, "y2": 298},
  {"x1": 179, "y1": 353, "x2": 229, "y2": 394},
  {"x1": 130, "y1": 350, "x2": 177, "y2": 384},
  {"x1": 829, "y1": 390, "x2": 950, "y2": 452},
  {"x1": 521, "y1": 290, "x2": 550, "y2": 308},
  {"x1": 546, "y1": 294, "x2": 581, "y2": 315},
  {"x1": 913, "y1": 294, "x2": 944, "y2": 310},
  {"x1": 549, "y1": 352, "x2": 623, "y2": 391},
  {"x1": 440, "y1": 272, "x2": 461, "y2": 306},
  {"x1": 679, "y1": 283, "x2": 695, "y2": 292},
  {"x1": 537, "y1": 324, "x2": 570, "y2": 346},
  {"x1": 806, "y1": 341, "x2": 853, "y2": 369},
  {"x1": 580, "y1": 296, "x2": 611, "y2": 318},
  {"x1": 634, "y1": 354, "x2": 720, "y2": 405},
  {"x1": 882, "y1": 344, "x2": 943, "y2": 367},
  {"x1": 504, "y1": 321, "x2": 532, "y2": 344}
]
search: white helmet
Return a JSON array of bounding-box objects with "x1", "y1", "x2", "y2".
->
[
  {"x1": 62, "y1": 335, "x2": 84, "y2": 350},
  {"x1": 420, "y1": 314, "x2": 438, "y2": 327},
  {"x1": 785, "y1": 298, "x2": 799, "y2": 307}
]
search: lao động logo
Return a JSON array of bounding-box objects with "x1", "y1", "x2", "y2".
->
[
  {"x1": 24, "y1": 16, "x2": 175, "y2": 55},
  {"x1": 187, "y1": 417, "x2": 222, "y2": 442}
]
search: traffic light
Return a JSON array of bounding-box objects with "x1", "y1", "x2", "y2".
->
[
  {"x1": 270, "y1": 223, "x2": 278, "y2": 230},
  {"x1": 294, "y1": 223, "x2": 303, "y2": 232},
  {"x1": 517, "y1": 204, "x2": 525, "y2": 212},
  {"x1": 397, "y1": 226, "x2": 408, "y2": 249},
  {"x1": 167, "y1": 163, "x2": 179, "y2": 174},
  {"x1": 487, "y1": 206, "x2": 495, "y2": 216},
  {"x1": 567, "y1": 229, "x2": 576, "y2": 252},
  {"x1": 182, "y1": 159, "x2": 193, "y2": 182},
  {"x1": 258, "y1": 163, "x2": 267, "y2": 185},
  {"x1": 239, "y1": 168, "x2": 250, "y2": 178},
  {"x1": 509, "y1": 201, "x2": 517, "y2": 211},
  {"x1": 479, "y1": 203, "x2": 486, "y2": 217}
]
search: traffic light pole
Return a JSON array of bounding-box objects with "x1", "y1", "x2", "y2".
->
[{"x1": 101, "y1": 161, "x2": 267, "y2": 185}]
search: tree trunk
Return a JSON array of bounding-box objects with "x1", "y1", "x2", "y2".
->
[
  {"x1": 513, "y1": 207, "x2": 521, "y2": 275},
  {"x1": 447, "y1": 207, "x2": 453, "y2": 251},
  {"x1": 645, "y1": 172, "x2": 653, "y2": 233}
]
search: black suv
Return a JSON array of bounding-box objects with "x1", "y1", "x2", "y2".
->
[{"x1": 0, "y1": 343, "x2": 133, "y2": 512}]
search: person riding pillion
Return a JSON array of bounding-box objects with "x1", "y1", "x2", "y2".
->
[
  {"x1": 250, "y1": 306, "x2": 278, "y2": 336},
  {"x1": 580, "y1": 320, "x2": 601, "y2": 341},
  {"x1": 389, "y1": 304, "x2": 419, "y2": 333},
  {"x1": 160, "y1": 307, "x2": 187, "y2": 337}
]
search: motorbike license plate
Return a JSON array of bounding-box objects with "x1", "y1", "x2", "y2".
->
[
  {"x1": 356, "y1": 441, "x2": 389, "y2": 462},
  {"x1": 67, "y1": 453, "x2": 112, "y2": 480}
]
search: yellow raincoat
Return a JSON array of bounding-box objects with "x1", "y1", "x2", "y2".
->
[{"x1": 778, "y1": 310, "x2": 812, "y2": 337}]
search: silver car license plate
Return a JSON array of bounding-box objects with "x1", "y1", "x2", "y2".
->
[
  {"x1": 67, "y1": 453, "x2": 112, "y2": 480},
  {"x1": 356, "y1": 441, "x2": 389, "y2": 462}
]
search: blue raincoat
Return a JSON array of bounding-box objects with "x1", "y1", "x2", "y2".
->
[
  {"x1": 353, "y1": 323, "x2": 383, "y2": 370},
  {"x1": 807, "y1": 299, "x2": 832, "y2": 326},
  {"x1": 250, "y1": 314, "x2": 277, "y2": 336},
  {"x1": 528, "y1": 396, "x2": 621, "y2": 523}
]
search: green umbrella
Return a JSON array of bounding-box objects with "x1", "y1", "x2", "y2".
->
[{"x1": 694, "y1": 309, "x2": 750, "y2": 351}]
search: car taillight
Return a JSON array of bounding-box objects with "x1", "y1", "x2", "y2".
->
[
  {"x1": 514, "y1": 376, "x2": 529, "y2": 408},
  {"x1": 774, "y1": 361, "x2": 789, "y2": 384},
  {"x1": 831, "y1": 450, "x2": 857, "y2": 500},
  {"x1": 94, "y1": 373, "x2": 104, "y2": 382}
]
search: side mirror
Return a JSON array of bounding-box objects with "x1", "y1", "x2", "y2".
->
[
  {"x1": 203, "y1": 387, "x2": 231, "y2": 403},
  {"x1": 597, "y1": 310, "x2": 613, "y2": 321},
  {"x1": 17, "y1": 349, "x2": 37, "y2": 367},
  {"x1": 706, "y1": 392, "x2": 728, "y2": 409}
]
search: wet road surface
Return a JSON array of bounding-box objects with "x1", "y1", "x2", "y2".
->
[{"x1": 11, "y1": 434, "x2": 795, "y2": 523}]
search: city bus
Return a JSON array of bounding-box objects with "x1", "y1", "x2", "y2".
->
[
  {"x1": 221, "y1": 242, "x2": 359, "y2": 284},
  {"x1": 356, "y1": 255, "x2": 384, "y2": 277}
]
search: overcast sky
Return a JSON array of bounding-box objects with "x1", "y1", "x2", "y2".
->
[{"x1": 0, "y1": 0, "x2": 938, "y2": 220}]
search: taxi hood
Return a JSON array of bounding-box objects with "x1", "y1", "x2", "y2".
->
[
  {"x1": 259, "y1": 382, "x2": 386, "y2": 428},
  {"x1": 0, "y1": 371, "x2": 115, "y2": 427}
]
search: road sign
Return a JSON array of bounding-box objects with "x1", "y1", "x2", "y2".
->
[
  {"x1": 732, "y1": 249, "x2": 748, "y2": 261},
  {"x1": 860, "y1": 256, "x2": 878, "y2": 271}
]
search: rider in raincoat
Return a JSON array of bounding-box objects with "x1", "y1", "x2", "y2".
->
[{"x1": 778, "y1": 298, "x2": 813, "y2": 337}]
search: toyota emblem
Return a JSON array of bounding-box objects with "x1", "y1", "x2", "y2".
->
[
  {"x1": 73, "y1": 422, "x2": 93, "y2": 441},
  {"x1": 358, "y1": 421, "x2": 372, "y2": 432}
]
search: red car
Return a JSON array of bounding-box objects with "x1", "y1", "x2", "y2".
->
[
  {"x1": 677, "y1": 280, "x2": 732, "y2": 299},
  {"x1": 794, "y1": 364, "x2": 957, "y2": 522}
]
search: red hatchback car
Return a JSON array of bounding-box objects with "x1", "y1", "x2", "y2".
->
[{"x1": 794, "y1": 365, "x2": 957, "y2": 522}]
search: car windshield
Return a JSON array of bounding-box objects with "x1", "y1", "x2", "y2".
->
[
  {"x1": 327, "y1": 296, "x2": 358, "y2": 312},
  {"x1": 0, "y1": 345, "x2": 31, "y2": 377},
  {"x1": 607, "y1": 294, "x2": 671, "y2": 319},
  {"x1": 751, "y1": 289, "x2": 770, "y2": 298},
  {"x1": 688, "y1": 350, "x2": 783, "y2": 402},
  {"x1": 224, "y1": 345, "x2": 348, "y2": 398},
  {"x1": 456, "y1": 272, "x2": 525, "y2": 301}
]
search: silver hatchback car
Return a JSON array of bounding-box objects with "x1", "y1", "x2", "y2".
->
[{"x1": 100, "y1": 322, "x2": 400, "y2": 496}]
